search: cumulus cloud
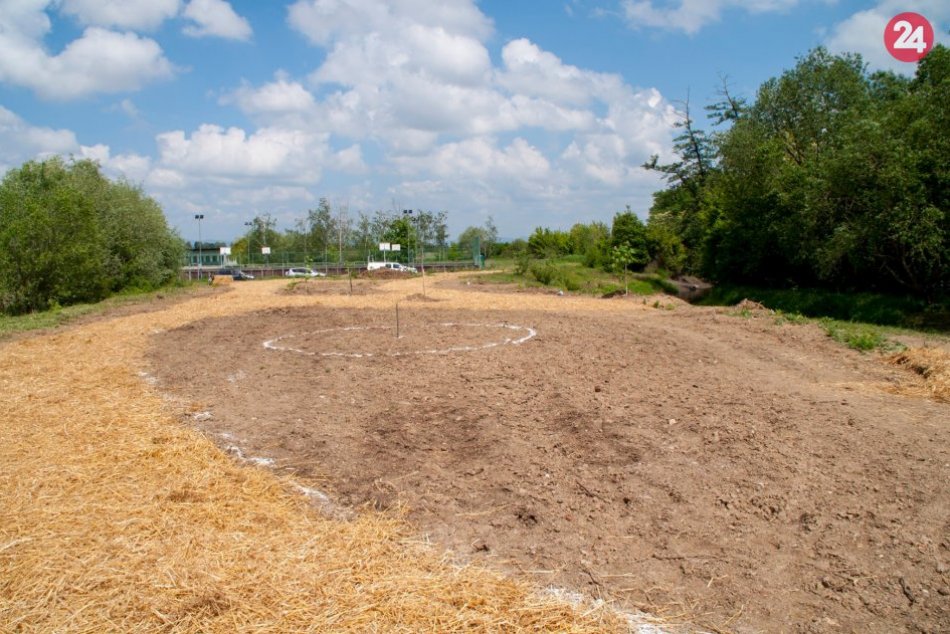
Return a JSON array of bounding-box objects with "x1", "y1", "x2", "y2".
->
[
  {"x1": 182, "y1": 0, "x2": 253, "y2": 41},
  {"x1": 621, "y1": 0, "x2": 801, "y2": 34},
  {"x1": 0, "y1": 3, "x2": 175, "y2": 100},
  {"x1": 58, "y1": 0, "x2": 181, "y2": 31},
  {"x1": 825, "y1": 0, "x2": 950, "y2": 74},
  {"x1": 222, "y1": 185, "x2": 316, "y2": 207},
  {"x1": 78, "y1": 143, "x2": 153, "y2": 182},
  {"x1": 155, "y1": 124, "x2": 331, "y2": 183},
  {"x1": 287, "y1": 0, "x2": 493, "y2": 46},
  {"x1": 394, "y1": 137, "x2": 551, "y2": 181},
  {"x1": 0, "y1": 105, "x2": 78, "y2": 170},
  {"x1": 224, "y1": 74, "x2": 316, "y2": 116}
]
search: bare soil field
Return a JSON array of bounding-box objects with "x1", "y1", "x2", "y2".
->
[{"x1": 148, "y1": 278, "x2": 950, "y2": 633}]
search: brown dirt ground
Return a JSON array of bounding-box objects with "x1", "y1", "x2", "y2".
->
[{"x1": 146, "y1": 280, "x2": 950, "y2": 634}]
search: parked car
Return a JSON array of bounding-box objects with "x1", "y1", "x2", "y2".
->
[
  {"x1": 366, "y1": 262, "x2": 417, "y2": 273},
  {"x1": 284, "y1": 267, "x2": 326, "y2": 278},
  {"x1": 214, "y1": 267, "x2": 254, "y2": 280}
]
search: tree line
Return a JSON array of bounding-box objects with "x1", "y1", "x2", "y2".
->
[
  {"x1": 643, "y1": 46, "x2": 949, "y2": 300},
  {"x1": 0, "y1": 158, "x2": 184, "y2": 315},
  {"x1": 231, "y1": 201, "x2": 503, "y2": 266}
]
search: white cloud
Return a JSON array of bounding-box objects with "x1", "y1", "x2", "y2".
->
[
  {"x1": 77, "y1": 144, "x2": 153, "y2": 182},
  {"x1": 225, "y1": 75, "x2": 316, "y2": 116},
  {"x1": 621, "y1": 0, "x2": 800, "y2": 35},
  {"x1": 222, "y1": 185, "x2": 316, "y2": 206},
  {"x1": 225, "y1": 0, "x2": 679, "y2": 234},
  {"x1": 58, "y1": 0, "x2": 181, "y2": 31},
  {"x1": 0, "y1": 105, "x2": 153, "y2": 184},
  {"x1": 435, "y1": 137, "x2": 550, "y2": 180},
  {"x1": 0, "y1": 105, "x2": 78, "y2": 170},
  {"x1": 182, "y1": 0, "x2": 252, "y2": 41},
  {"x1": 106, "y1": 153, "x2": 153, "y2": 182},
  {"x1": 498, "y1": 39, "x2": 622, "y2": 107},
  {"x1": 825, "y1": 0, "x2": 950, "y2": 74},
  {"x1": 0, "y1": 3, "x2": 175, "y2": 100},
  {"x1": 145, "y1": 167, "x2": 187, "y2": 189},
  {"x1": 155, "y1": 124, "x2": 331, "y2": 183},
  {"x1": 117, "y1": 98, "x2": 140, "y2": 119},
  {"x1": 335, "y1": 144, "x2": 367, "y2": 173},
  {"x1": 287, "y1": 0, "x2": 492, "y2": 46}
]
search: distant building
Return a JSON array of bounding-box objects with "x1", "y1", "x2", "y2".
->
[{"x1": 185, "y1": 241, "x2": 233, "y2": 267}]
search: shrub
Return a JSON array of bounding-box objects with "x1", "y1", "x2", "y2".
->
[{"x1": 529, "y1": 261, "x2": 558, "y2": 285}]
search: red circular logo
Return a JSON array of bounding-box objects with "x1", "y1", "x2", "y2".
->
[{"x1": 884, "y1": 12, "x2": 934, "y2": 62}]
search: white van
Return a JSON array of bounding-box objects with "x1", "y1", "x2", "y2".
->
[{"x1": 367, "y1": 261, "x2": 417, "y2": 273}]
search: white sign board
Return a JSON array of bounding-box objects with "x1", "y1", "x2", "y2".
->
[
  {"x1": 261, "y1": 246, "x2": 271, "y2": 255},
  {"x1": 379, "y1": 242, "x2": 391, "y2": 251},
  {"x1": 391, "y1": 243, "x2": 401, "y2": 251},
  {"x1": 219, "y1": 246, "x2": 231, "y2": 255}
]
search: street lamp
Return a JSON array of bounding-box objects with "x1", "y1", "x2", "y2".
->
[
  {"x1": 244, "y1": 221, "x2": 253, "y2": 266},
  {"x1": 195, "y1": 214, "x2": 205, "y2": 280},
  {"x1": 402, "y1": 209, "x2": 413, "y2": 265}
]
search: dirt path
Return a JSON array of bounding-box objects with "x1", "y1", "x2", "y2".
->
[{"x1": 147, "y1": 277, "x2": 950, "y2": 633}]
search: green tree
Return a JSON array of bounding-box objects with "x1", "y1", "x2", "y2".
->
[
  {"x1": 384, "y1": 217, "x2": 413, "y2": 263},
  {"x1": 0, "y1": 157, "x2": 182, "y2": 314},
  {"x1": 648, "y1": 45, "x2": 949, "y2": 299},
  {"x1": 483, "y1": 215, "x2": 498, "y2": 257},
  {"x1": 307, "y1": 198, "x2": 334, "y2": 262},
  {"x1": 610, "y1": 245, "x2": 637, "y2": 295},
  {"x1": 527, "y1": 227, "x2": 569, "y2": 257},
  {"x1": 610, "y1": 208, "x2": 650, "y2": 270}
]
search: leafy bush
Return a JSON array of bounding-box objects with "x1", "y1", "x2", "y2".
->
[
  {"x1": 514, "y1": 253, "x2": 531, "y2": 276},
  {"x1": 0, "y1": 158, "x2": 183, "y2": 315},
  {"x1": 529, "y1": 260, "x2": 558, "y2": 285},
  {"x1": 559, "y1": 271, "x2": 582, "y2": 292}
]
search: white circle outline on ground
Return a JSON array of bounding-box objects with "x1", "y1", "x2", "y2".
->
[{"x1": 262, "y1": 323, "x2": 537, "y2": 358}]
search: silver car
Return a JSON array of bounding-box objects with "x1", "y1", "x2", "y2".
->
[{"x1": 284, "y1": 267, "x2": 326, "y2": 278}]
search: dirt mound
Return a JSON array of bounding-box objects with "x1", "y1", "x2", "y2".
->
[
  {"x1": 283, "y1": 279, "x2": 376, "y2": 296},
  {"x1": 361, "y1": 269, "x2": 413, "y2": 279}
]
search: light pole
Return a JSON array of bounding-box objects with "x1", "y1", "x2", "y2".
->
[
  {"x1": 195, "y1": 214, "x2": 204, "y2": 280},
  {"x1": 244, "y1": 221, "x2": 253, "y2": 266},
  {"x1": 402, "y1": 209, "x2": 413, "y2": 265}
]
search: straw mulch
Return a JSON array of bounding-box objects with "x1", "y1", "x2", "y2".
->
[
  {"x1": 0, "y1": 276, "x2": 639, "y2": 633},
  {"x1": 887, "y1": 347, "x2": 950, "y2": 403}
]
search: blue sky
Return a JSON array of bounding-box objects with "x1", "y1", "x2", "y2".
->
[{"x1": 1, "y1": 0, "x2": 947, "y2": 243}]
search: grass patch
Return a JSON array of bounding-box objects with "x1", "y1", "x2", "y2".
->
[
  {"x1": 0, "y1": 282, "x2": 202, "y2": 339},
  {"x1": 469, "y1": 259, "x2": 679, "y2": 298},
  {"x1": 820, "y1": 319, "x2": 898, "y2": 352}
]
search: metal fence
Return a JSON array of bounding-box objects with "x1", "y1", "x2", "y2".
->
[{"x1": 179, "y1": 260, "x2": 479, "y2": 282}]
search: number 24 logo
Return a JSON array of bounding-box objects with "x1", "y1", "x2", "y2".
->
[
  {"x1": 884, "y1": 12, "x2": 934, "y2": 63},
  {"x1": 892, "y1": 20, "x2": 927, "y2": 53}
]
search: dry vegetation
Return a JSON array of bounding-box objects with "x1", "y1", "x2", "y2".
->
[{"x1": 887, "y1": 347, "x2": 950, "y2": 403}]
